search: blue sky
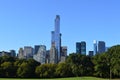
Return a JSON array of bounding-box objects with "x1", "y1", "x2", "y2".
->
[{"x1": 0, "y1": 0, "x2": 120, "y2": 54}]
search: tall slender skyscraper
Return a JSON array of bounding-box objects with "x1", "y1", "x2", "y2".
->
[
  {"x1": 51, "y1": 15, "x2": 61, "y2": 63},
  {"x1": 93, "y1": 40, "x2": 97, "y2": 55},
  {"x1": 55, "y1": 15, "x2": 61, "y2": 62}
]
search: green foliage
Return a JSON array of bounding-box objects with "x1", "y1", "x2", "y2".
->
[
  {"x1": 92, "y1": 53, "x2": 109, "y2": 78},
  {"x1": 55, "y1": 62, "x2": 73, "y2": 77},
  {"x1": 0, "y1": 56, "x2": 16, "y2": 64},
  {"x1": 66, "y1": 53, "x2": 94, "y2": 76},
  {"x1": 0, "y1": 77, "x2": 111, "y2": 80},
  {"x1": 107, "y1": 45, "x2": 120, "y2": 78},
  {"x1": 35, "y1": 64, "x2": 57, "y2": 78},
  {"x1": 17, "y1": 62, "x2": 32, "y2": 78},
  {"x1": 0, "y1": 62, "x2": 16, "y2": 77}
]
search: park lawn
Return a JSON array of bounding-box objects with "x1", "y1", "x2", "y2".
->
[{"x1": 0, "y1": 77, "x2": 119, "y2": 80}]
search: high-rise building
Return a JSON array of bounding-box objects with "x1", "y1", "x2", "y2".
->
[
  {"x1": 76, "y1": 42, "x2": 81, "y2": 54},
  {"x1": 10, "y1": 50, "x2": 16, "y2": 57},
  {"x1": 24, "y1": 46, "x2": 33, "y2": 59},
  {"x1": 93, "y1": 40, "x2": 97, "y2": 55},
  {"x1": 18, "y1": 48, "x2": 25, "y2": 59},
  {"x1": 33, "y1": 45, "x2": 46, "y2": 64},
  {"x1": 51, "y1": 15, "x2": 61, "y2": 63},
  {"x1": 60, "y1": 46, "x2": 67, "y2": 62},
  {"x1": 81, "y1": 41, "x2": 86, "y2": 55},
  {"x1": 34, "y1": 45, "x2": 40, "y2": 54},
  {"x1": 50, "y1": 43, "x2": 57, "y2": 64},
  {"x1": 46, "y1": 50, "x2": 50, "y2": 63},
  {"x1": 61, "y1": 46, "x2": 67, "y2": 57},
  {"x1": 98, "y1": 41, "x2": 106, "y2": 54},
  {"x1": 76, "y1": 41, "x2": 86, "y2": 55}
]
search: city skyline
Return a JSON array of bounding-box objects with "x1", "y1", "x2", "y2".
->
[{"x1": 0, "y1": 0, "x2": 120, "y2": 54}]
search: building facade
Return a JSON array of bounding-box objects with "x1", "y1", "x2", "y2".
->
[
  {"x1": 76, "y1": 42, "x2": 81, "y2": 54},
  {"x1": 81, "y1": 41, "x2": 86, "y2": 55},
  {"x1": 33, "y1": 45, "x2": 46, "y2": 64},
  {"x1": 60, "y1": 46, "x2": 67, "y2": 62},
  {"x1": 88, "y1": 51, "x2": 94, "y2": 57},
  {"x1": 0, "y1": 50, "x2": 16, "y2": 57},
  {"x1": 18, "y1": 48, "x2": 25, "y2": 59},
  {"x1": 50, "y1": 43, "x2": 57, "y2": 64},
  {"x1": 34, "y1": 45, "x2": 40, "y2": 54},
  {"x1": 24, "y1": 46, "x2": 33, "y2": 59},
  {"x1": 93, "y1": 40, "x2": 97, "y2": 55},
  {"x1": 51, "y1": 15, "x2": 61, "y2": 63},
  {"x1": 10, "y1": 50, "x2": 16, "y2": 57},
  {"x1": 98, "y1": 41, "x2": 106, "y2": 54},
  {"x1": 76, "y1": 41, "x2": 86, "y2": 55}
]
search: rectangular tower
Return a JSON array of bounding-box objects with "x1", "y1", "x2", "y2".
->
[
  {"x1": 76, "y1": 41, "x2": 86, "y2": 55},
  {"x1": 76, "y1": 42, "x2": 81, "y2": 54},
  {"x1": 98, "y1": 41, "x2": 106, "y2": 54},
  {"x1": 81, "y1": 41, "x2": 86, "y2": 55},
  {"x1": 93, "y1": 40, "x2": 97, "y2": 55}
]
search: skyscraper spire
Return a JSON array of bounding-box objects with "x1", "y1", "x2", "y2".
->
[{"x1": 50, "y1": 15, "x2": 61, "y2": 63}]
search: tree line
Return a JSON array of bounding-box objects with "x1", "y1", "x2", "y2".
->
[{"x1": 0, "y1": 45, "x2": 120, "y2": 78}]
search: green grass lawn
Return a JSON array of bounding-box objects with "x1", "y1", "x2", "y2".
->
[{"x1": 0, "y1": 77, "x2": 119, "y2": 80}]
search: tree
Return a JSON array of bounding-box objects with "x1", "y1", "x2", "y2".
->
[
  {"x1": 66, "y1": 53, "x2": 94, "y2": 76},
  {"x1": 27, "y1": 59, "x2": 40, "y2": 77},
  {"x1": 0, "y1": 56, "x2": 16, "y2": 64},
  {"x1": 92, "y1": 53, "x2": 109, "y2": 78},
  {"x1": 107, "y1": 45, "x2": 120, "y2": 78},
  {"x1": 1, "y1": 62, "x2": 16, "y2": 77},
  {"x1": 55, "y1": 62, "x2": 73, "y2": 77},
  {"x1": 35, "y1": 64, "x2": 57, "y2": 78},
  {"x1": 17, "y1": 62, "x2": 32, "y2": 78}
]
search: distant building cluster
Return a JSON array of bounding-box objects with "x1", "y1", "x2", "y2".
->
[
  {"x1": 0, "y1": 15, "x2": 111, "y2": 64},
  {"x1": 76, "y1": 40, "x2": 109, "y2": 57},
  {"x1": 17, "y1": 15, "x2": 67, "y2": 64},
  {"x1": 0, "y1": 50, "x2": 16, "y2": 57}
]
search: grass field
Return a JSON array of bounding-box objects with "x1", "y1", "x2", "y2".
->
[{"x1": 0, "y1": 77, "x2": 119, "y2": 80}]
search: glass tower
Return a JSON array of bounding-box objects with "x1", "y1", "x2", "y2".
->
[
  {"x1": 51, "y1": 15, "x2": 61, "y2": 62},
  {"x1": 81, "y1": 41, "x2": 86, "y2": 55},
  {"x1": 76, "y1": 42, "x2": 81, "y2": 54},
  {"x1": 76, "y1": 41, "x2": 86, "y2": 55},
  {"x1": 98, "y1": 41, "x2": 106, "y2": 54},
  {"x1": 93, "y1": 40, "x2": 97, "y2": 55}
]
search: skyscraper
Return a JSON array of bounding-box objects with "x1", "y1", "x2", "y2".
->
[
  {"x1": 60, "y1": 46, "x2": 67, "y2": 62},
  {"x1": 34, "y1": 45, "x2": 40, "y2": 54},
  {"x1": 76, "y1": 41, "x2": 86, "y2": 55},
  {"x1": 81, "y1": 41, "x2": 86, "y2": 55},
  {"x1": 24, "y1": 46, "x2": 33, "y2": 59},
  {"x1": 10, "y1": 50, "x2": 16, "y2": 57},
  {"x1": 93, "y1": 40, "x2": 97, "y2": 55},
  {"x1": 50, "y1": 43, "x2": 57, "y2": 64},
  {"x1": 51, "y1": 15, "x2": 61, "y2": 63},
  {"x1": 18, "y1": 48, "x2": 25, "y2": 59},
  {"x1": 98, "y1": 41, "x2": 106, "y2": 54},
  {"x1": 76, "y1": 42, "x2": 81, "y2": 54}
]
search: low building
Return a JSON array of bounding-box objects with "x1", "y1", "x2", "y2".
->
[{"x1": 88, "y1": 51, "x2": 94, "y2": 57}]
